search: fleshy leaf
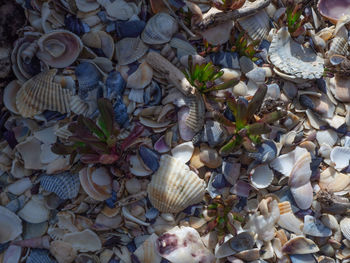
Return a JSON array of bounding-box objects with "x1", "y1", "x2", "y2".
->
[
  {"x1": 246, "y1": 122, "x2": 271, "y2": 135},
  {"x1": 204, "y1": 79, "x2": 239, "y2": 93},
  {"x1": 51, "y1": 142, "x2": 76, "y2": 155},
  {"x1": 246, "y1": 85, "x2": 267, "y2": 121},
  {"x1": 120, "y1": 124, "x2": 144, "y2": 150},
  {"x1": 81, "y1": 116, "x2": 106, "y2": 141},
  {"x1": 97, "y1": 98, "x2": 114, "y2": 138},
  {"x1": 259, "y1": 111, "x2": 286, "y2": 124}
]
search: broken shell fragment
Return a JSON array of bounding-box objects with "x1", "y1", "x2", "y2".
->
[
  {"x1": 0, "y1": 206, "x2": 22, "y2": 243},
  {"x1": 282, "y1": 236, "x2": 319, "y2": 254},
  {"x1": 62, "y1": 229, "x2": 102, "y2": 252}
]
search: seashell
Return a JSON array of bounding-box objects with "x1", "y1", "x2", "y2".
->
[
  {"x1": 299, "y1": 93, "x2": 335, "y2": 119},
  {"x1": 171, "y1": 141, "x2": 194, "y2": 164},
  {"x1": 169, "y1": 38, "x2": 197, "y2": 58},
  {"x1": 160, "y1": 44, "x2": 181, "y2": 67},
  {"x1": 105, "y1": 0, "x2": 139, "y2": 20},
  {"x1": 75, "y1": 62, "x2": 102, "y2": 99},
  {"x1": 12, "y1": 236, "x2": 50, "y2": 249},
  {"x1": 0, "y1": 206, "x2": 22, "y2": 243},
  {"x1": 3, "y1": 80, "x2": 20, "y2": 114},
  {"x1": 229, "y1": 231, "x2": 255, "y2": 252},
  {"x1": 79, "y1": 167, "x2": 112, "y2": 201},
  {"x1": 134, "y1": 234, "x2": 162, "y2": 263},
  {"x1": 141, "y1": 13, "x2": 178, "y2": 44},
  {"x1": 81, "y1": 31, "x2": 114, "y2": 60},
  {"x1": 18, "y1": 195, "x2": 50, "y2": 224},
  {"x1": 340, "y1": 217, "x2": 350, "y2": 241},
  {"x1": 138, "y1": 145, "x2": 160, "y2": 172},
  {"x1": 330, "y1": 146, "x2": 350, "y2": 171},
  {"x1": 16, "y1": 69, "x2": 71, "y2": 118},
  {"x1": 63, "y1": 229, "x2": 101, "y2": 252},
  {"x1": 210, "y1": 51, "x2": 240, "y2": 69},
  {"x1": 69, "y1": 95, "x2": 89, "y2": 116},
  {"x1": 185, "y1": 92, "x2": 205, "y2": 133},
  {"x1": 26, "y1": 248, "x2": 54, "y2": 263},
  {"x1": 106, "y1": 70, "x2": 126, "y2": 98},
  {"x1": 37, "y1": 30, "x2": 83, "y2": 68},
  {"x1": 0, "y1": 47, "x2": 11, "y2": 79},
  {"x1": 250, "y1": 164, "x2": 274, "y2": 189},
  {"x1": 303, "y1": 215, "x2": 332, "y2": 237},
  {"x1": 318, "y1": 0, "x2": 350, "y2": 24},
  {"x1": 202, "y1": 120, "x2": 228, "y2": 147},
  {"x1": 319, "y1": 167, "x2": 350, "y2": 192},
  {"x1": 3, "y1": 245, "x2": 22, "y2": 263},
  {"x1": 248, "y1": 140, "x2": 278, "y2": 164},
  {"x1": 199, "y1": 144, "x2": 222, "y2": 169},
  {"x1": 75, "y1": 0, "x2": 100, "y2": 12},
  {"x1": 115, "y1": 37, "x2": 148, "y2": 65},
  {"x1": 115, "y1": 18, "x2": 146, "y2": 38},
  {"x1": 147, "y1": 154, "x2": 206, "y2": 213},
  {"x1": 127, "y1": 61, "x2": 153, "y2": 89},
  {"x1": 94, "y1": 213, "x2": 123, "y2": 229},
  {"x1": 178, "y1": 107, "x2": 196, "y2": 141},
  {"x1": 234, "y1": 248, "x2": 260, "y2": 261},
  {"x1": 50, "y1": 240, "x2": 77, "y2": 263},
  {"x1": 237, "y1": 10, "x2": 270, "y2": 41},
  {"x1": 144, "y1": 80, "x2": 162, "y2": 106},
  {"x1": 7, "y1": 177, "x2": 32, "y2": 195},
  {"x1": 329, "y1": 75, "x2": 350, "y2": 103},
  {"x1": 40, "y1": 172, "x2": 80, "y2": 200},
  {"x1": 277, "y1": 201, "x2": 303, "y2": 235},
  {"x1": 156, "y1": 226, "x2": 215, "y2": 263},
  {"x1": 130, "y1": 154, "x2": 153, "y2": 176},
  {"x1": 282, "y1": 236, "x2": 319, "y2": 254},
  {"x1": 290, "y1": 254, "x2": 317, "y2": 263},
  {"x1": 268, "y1": 27, "x2": 324, "y2": 80},
  {"x1": 6, "y1": 195, "x2": 27, "y2": 213},
  {"x1": 316, "y1": 130, "x2": 338, "y2": 147}
]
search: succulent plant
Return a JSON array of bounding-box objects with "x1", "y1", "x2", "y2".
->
[
  {"x1": 184, "y1": 55, "x2": 238, "y2": 94},
  {"x1": 217, "y1": 85, "x2": 286, "y2": 154},
  {"x1": 204, "y1": 194, "x2": 244, "y2": 244},
  {"x1": 230, "y1": 32, "x2": 260, "y2": 61},
  {"x1": 51, "y1": 98, "x2": 144, "y2": 165},
  {"x1": 211, "y1": 0, "x2": 246, "y2": 11},
  {"x1": 284, "y1": 1, "x2": 309, "y2": 37}
]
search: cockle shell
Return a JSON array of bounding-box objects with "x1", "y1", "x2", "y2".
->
[
  {"x1": 62, "y1": 229, "x2": 102, "y2": 252},
  {"x1": 185, "y1": 92, "x2": 205, "y2": 133},
  {"x1": 147, "y1": 154, "x2": 206, "y2": 213},
  {"x1": 340, "y1": 217, "x2": 350, "y2": 241},
  {"x1": 16, "y1": 69, "x2": 71, "y2": 118},
  {"x1": 141, "y1": 13, "x2": 178, "y2": 45},
  {"x1": 79, "y1": 167, "x2": 112, "y2": 201},
  {"x1": 250, "y1": 164, "x2": 274, "y2": 189},
  {"x1": 37, "y1": 30, "x2": 83, "y2": 68},
  {"x1": 115, "y1": 37, "x2": 148, "y2": 65},
  {"x1": 0, "y1": 206, "x2": 22, "y2": 243},
  {"x1": 319, "y1": 167, "x2": 350, "y2": 192},
  {"x1": 105, "y1": 0, "x2": 139, "y2": 20},
  {"x1": 134, "y1": 234, "x2": 162, "y2": 263},
  {"x1": 18, "y1": 195, "x2": 50, "y2": 224},
  {"x1": 268, "y1": 27, "x2": 324, "y2": 80},
  {"x1": 40, "y1": 172, "x2": 80, "y2": 200},
  {"x1": 81, "y1": 31, "x2": 114, "y2": 59},
  {"x1": 237, "y1": 10, "x2": 270, "y2": 41},
  {"x1": 330, "y1": 146, "x2": 350, "y2": 171}
]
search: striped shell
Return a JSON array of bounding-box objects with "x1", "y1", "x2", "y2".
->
[
  {"x1": 268, "y1": 27, "x2": 324, "y2": 80},
  {"x1": 147, "y1": 154, "x2": 206, "y2": 213},
  {"x1": 340, "y1": 217, "x2": 350, "y2": 241},
  {"x1": 237, "y1": 10, "x2": 270, "y2": 41},
  {"x1": 27, "y1": 249, "x2": 55, "y2": 263},
  {"x1": 115, "y1": 37, "x2": 148, "y2": 65},
  {"x1": 185, "y1": 92, "x2": 205, "y2": 133},
  {"x1": 40, "y1": 172, "x2": 80, "y2": 200},
  {"x1": 16, "y1": 69, "x2": 71, "y2": 118}
]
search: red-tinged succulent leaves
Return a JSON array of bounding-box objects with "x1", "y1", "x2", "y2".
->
[
  {"x1": 120, "y1": 124, "x2": 145, "y2": 151},
  {"x1": 51, "y1": 142, "x2": 76, "y2": 155},
  {"x1": 246, "y1": 85, "x2": 267, "y2": 121},
  {"x1": 259, "y1": 110, "x2": 287, "y2": 124}
]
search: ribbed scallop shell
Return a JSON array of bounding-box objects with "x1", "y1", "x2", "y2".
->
[
  {"x1": 147, "y1": 154, "x2": 206, "y2": 213},
  {"x1": 40, "y1": 172, "x2": 80, "y2": 200},
  {"x1": 340, "y1": 217, "x2": 350, "y2": 241},
  {"x1": 141, "y1": 13, "x2": 178, "y2": 44},
  {"x1": 237, "y1": 10, "x2": 270, "y2": 41},
  {"x1": 16, "y1": 69, "x2": 71, "y2": 118},
  {"x1": 70, "y1": 95, "x2": 89, "y2": 116},
  {"x1": 328, "y1": 36, "x2": 348, "y2": 57},
  {"x1": 0, "y1": 206, "x2": 22, "y2": 243},
  {"x1": 185, "y1": 92, "x2": 205, "y2": 133},
  {"x1": 115, "y1": 37, "x2": 148, "y2": 65},
  {"x1": 18, "y1": 195, "x2": 50, "y2": 224},
  {"x1": 268, "y1": 27, "x2": 324, "y2": 80}
]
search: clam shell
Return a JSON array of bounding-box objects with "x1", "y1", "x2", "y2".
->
[
  {"x1": 7, "y1": 177, "x2": 32, "y2": 195},
  {"x1": 75, "y1": 0, "x2": 100, "y2": 12},
  {"x1": 282, "y1": 236, "x2": 319, "y2": 254},
  {"x1": 277, "y1": 202, "x2": 303, "y2": 235},
  {"x1": 171, "y1": 141, "x2": 194, "y2": 164},
  {"x1": 79, "y1": 167, "x2": 112, "y2": 201},
  {"x1": 127, "y1": 61, "x2": 153, "y2": 89},
  {"x1": 303, "y1": 215, "x2": 332, "y2": 237},
  {"x1": 329, "y1": 74, "x2": 350, "y2": 103},
  {"x1": 3, "y1": 245, "x2": 22, "y2": 263},
  {"x1": 105, "y1": 0, "x2": 139, "y2": 20},
  {"x1": 237, "y1": 9, "x2": 270, "y2": 41},
  {"x1": 0, "y1": 206, "x2": 22, "y2": 243},
  {"x1": 81, "y1": 31, "x2": 114, "y2": 59},
  {"x1": 318, "y1": 0, "x2": 350, "y2": 24},
  {"x1": 268, "y1": 27, "x2": 324, "y2": 80},
  {"x1": 340, "y1": 217, "x2": 350, "y2": 241},
  {"x1": 115, "y1": 37, "x2": 148, "y2": 65},
  {"x1": 134, "y1": 234, "x2": 162, "y2": 263},
  {"x1": 147, "y1": 154, "x2": 206, "y2": 213},
  {"x1": 330, "y1": 146, "x2": 350, "y2": 171},
  {"x1": 16, "y1": 69, "x2": 71, "y2": 118},
  {"x1": 3, "y1": 80, "x2": 20, "y2": 114},
  {"x1": 37, "y1": 30, "x2": 83, "y2": 68},
  {"x1": 75, "y1": 62, "x2": 101, "y2": 99},
  {"x1": 229, "y1": 231, "x2": 255, "y2": 252},
  {"x1": 18, "y1": 195, "x2": 50, "y2": 224},
  {"x1": 319, "y1": 167, "x2": 350, "y2": 192},
  {"x1": 40, "y1": 172, "x2": 80, "y2": 200},
  {"x1": 250, "y1": 164, "x2": 274, "y2": 189},
  {"x1": 63, "y1": 229, "x2": 102, "y2": 252},
  {"x1": 50, "y1": 240, "x2": 77, "y2": 263},
  {"x1": 141, "y1": 13, "x2": 178, "y2": 45}
]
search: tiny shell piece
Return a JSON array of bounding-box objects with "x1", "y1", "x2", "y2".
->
[{"x1": 63, "y1": 229, "x2": 102, "y2": 252}]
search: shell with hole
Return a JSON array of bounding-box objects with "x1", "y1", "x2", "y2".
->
[
  {"x1": 36, "y1": 30, "x2": 83, "y2": 68},
  {"x1": 15, "y1": 69, "x2": 71, "y2": 118},
  {"x1": 268, "y1": 27, "x2": 324, "y2": 80},
  {"x1": 147, "y1": 154, "x2": 206, "y2": 213}
]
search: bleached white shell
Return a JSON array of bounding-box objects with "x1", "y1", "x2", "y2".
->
[
  {"x1": 18, "y1": 195, "x2": 50, "y2": 223},
  {"x1": 316, "y1": 129, "x2": 338, "y2": 147},
  {"x1": 171, "y1": 141, "x2": 194, "y2": 164},
  {"x1": 0, "y1": 206, "x2": 22, "y2": 243},
  {"x1": 319, "y1": 167, "x2": 350, "y2": 192},
  {"x1": 303, "y1": 215, "x2": 332, "y2": 237},
  {"x1": 62, "y1": 229, "x2": 102, "y2": 252},
  {"x1": 277, "y1": 201, "x2": 303, "y2": 235},
  {"x1": 115, "y1": 37, "x2": 148, "y2": 65},
  {"x1": 330, "y1": 146, "x2": 350, "y2": 171},
  {"x1": 237, "y1": 10, "x2": 270, "y2": 41},
  {"x1": 134, "y1": 234, "x2": 162, "y2": 263},
  {"x1": 268, "y1": 27, "x2": 324, "y2": 80},
  {"x1": 147, "y1": 154, "x2": 206, "y2": 213},
  {"x1": 340, "y1": 217, "x2": 350, "y2": 241},
  {"x1": 141, "y1": 13, "x2": 178, "y2": 45},
  {"x1": 250, "y1": 164, "x2": 274, "y2": 189}
]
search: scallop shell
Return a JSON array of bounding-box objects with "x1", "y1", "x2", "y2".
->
[
  {"x1": 237, "y1": 10, "x2": 270, "y2": 41},
  {"x1": 63, "y1": 229, "x2": 102, "y2": 252},
  {"x1": 340, "y1": 217, "x2": 350, "y2": 241},
  {"x1": 18, "y1": 195, "x2": 50, "y2": 224},
  {"x1": 268, "y1": 27, "x2": 324, "y2": 80},
  {"x1": 282, "y1": 236, "x2": 319, "y2": 254},
  {"x1": 79, "y1": 167, "x2": 112, "y2": 201},
  {"x1": 16, "y1": 69, "x2": 71, "y2": 118},
  {"x1": 147, "y1": 154, "x2": 206, "y2": 213},
  {"x1": 250, "y1": 164, "x2": 274, "y2": 189},
  {"x1": 134, "y1": 234, "x2": 162, "y2": 263},
  {"x1": 185, "y1": 92, "x2": 205, "y2": 133},
  {"x1": 37, "y1": 30, "x2": 83, "y2": 68},
  {"x1": 115, "y1": 37, "x2": 148, "y2": 65},
  {"x1": 81, "y1": 31, "x2": 114, "y2": 60},
  {"x1": 40, "y1": 172, "x2": 80, "y2": 200},
  {"x1": 0, "y1": 206, "x2": 22, "y2": 243},
  {"x1": 330, "y1": 146, "x2": 350, "y2": 171},
  {"x1": 70, "y1": 95, "x2": 90, "y2": 115},
  {"x1": 141, "y1": 13, "x2": 178, "y2": 45}
]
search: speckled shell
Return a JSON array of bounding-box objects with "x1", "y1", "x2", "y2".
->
[
  {"x1": 16, "y1": 69, "x2": 71, "y2": 118},
  {"x1": 40, "y1": 172, "x2": 80, "y2": 200},
  {"x1": 0, "y1": 206, "x2": 22, "y2": 243},
  {"x1": 147, "y1": 154, "x2": 206, "y2": 213},
  {"x1": 268, "y1": 27, "x2": 324, "y2": 80},
  {"x1": 115, "y1": 37, "x2": 148, "y2": 65},
  {"x1": 237, "y1": 10, "x2": 270, "y2": 41},
  {"x1": 141, "y1": 13, "x2": 178, "y2": 44}
]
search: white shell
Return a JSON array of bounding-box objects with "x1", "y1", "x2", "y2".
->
[
  {"x1": 75, "y1": 0, "x2": 100, "y2": 12},
  {"x1": 147, "y1": 154, "x2": 206, "y2": 213},
  {"x1": 282, "y1": 236, "x2": 319, "y2": 254},
  {"x1": 171, "y1": 141, "x2": 194, "y2": 164},
  {"x1": 316, "y1": 129, "x2": 338, "y2": 147},
  {"x1": 0, "y1": 206, "x2": 22, "y2": 243},
  {"x1": 268, "y1": 27, "x2": 324, "y2": 80},
  {"x1": 237, "y1": 10, "x2": 270, "y2": 41},
  {"x1": 18, "y1": 195, "x2": 50, "y2": 223},
  {"x1": 250, "y1": 164, "x2": 274, "y2": 189},
  {"x1": 134, "y1": 234, "x2": 162, "y2": 263},
  {"x1": 62, "y1": 229, "x2": 102, "y2": 252},
  {"x1": 105, "y1": 0, "x2": 139, "y2": 20},
  {"x1": 142, "y1": 13, "x2": 178, "y2": 44},
  {"x1": 330, "y1": 146, "x2": 350, "y2": 171},
  {"x1": 277, "y1": 201, "x2": 303, "y2": 235},
  {"x1": 303, "y1": 215, "x2": 332, "y2": 237},
  {"x1": 7, "y1": 178, "x2": 33, "y2": 195},
  {"x1": 319, "y1": 167, "x2": 350, "y2": 192},
  {"x1": 340, "y1": 217, "x2": 350, "y2": 241}
]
